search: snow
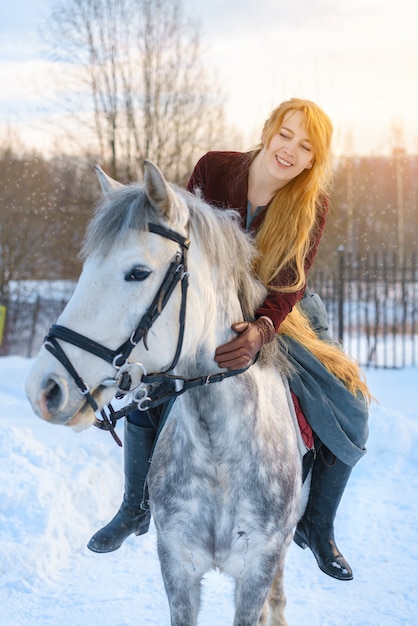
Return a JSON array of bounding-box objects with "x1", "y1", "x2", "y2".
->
[
  {"x1": 1, "y1": 355, "x2": 417, "y2": 625},
  {"x1": 8, "y1": 280, "x2": 76, "y2": 303}
]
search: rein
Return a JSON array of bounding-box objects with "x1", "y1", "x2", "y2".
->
[{"x1": 43, "y1": 221, "x2": 251, "y2": 446}]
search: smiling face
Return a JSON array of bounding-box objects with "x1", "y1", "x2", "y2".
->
[{"x1": 261, "y1": 109, "x2": 314, "y2": 190}]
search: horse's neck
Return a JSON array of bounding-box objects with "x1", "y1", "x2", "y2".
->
[{"x1": 183, "y1": 249, "x2": 245, "y2": 362}]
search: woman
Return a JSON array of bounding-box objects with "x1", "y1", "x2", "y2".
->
[{"x1": 87, "y1": 98, "x2": 369, "y2": 582}]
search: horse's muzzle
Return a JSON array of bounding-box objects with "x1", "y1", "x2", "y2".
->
[{"x1": 26, "y1": 372, "x2": 100, "y2": 429}]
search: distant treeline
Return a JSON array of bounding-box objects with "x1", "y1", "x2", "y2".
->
[
  {"x1": 316, "y1": 152, "x2": 417, "y2": 270},
  {"x1": 1, "y1": 144, "x2": 417, "y2": 295}
]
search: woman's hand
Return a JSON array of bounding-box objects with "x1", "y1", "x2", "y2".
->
[{"x1": 214, "y1": 316, "x2": 276, "y2": 370}]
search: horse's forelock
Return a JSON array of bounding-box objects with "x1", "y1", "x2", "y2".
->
[{"x1": 80, "y1": 185, "x2": 160, "y2": 259}]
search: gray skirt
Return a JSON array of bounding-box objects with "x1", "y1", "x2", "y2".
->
[{"x1": 281, "y1": 333, "x2": 369, "y2": 467}]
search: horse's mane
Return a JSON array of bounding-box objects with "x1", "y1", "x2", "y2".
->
[{"x1": 178, "y1": 187, "x2": 268, "y2": 322}]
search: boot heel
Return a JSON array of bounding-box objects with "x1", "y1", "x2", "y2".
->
[
  {"x1": 134, "y1": 511, "x2": 151, "y2": 536},
  {"x1": 293, "y1": 529, "x2": 308, "y2": 549}
]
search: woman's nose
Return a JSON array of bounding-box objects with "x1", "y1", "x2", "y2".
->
[{"x1": 283, "y1": 143, "x2": 296, "y2": 157}]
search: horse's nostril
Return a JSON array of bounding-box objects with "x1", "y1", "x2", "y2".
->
[{"x1": 43, "y1": 378, "x2": 63, "y2": 413}]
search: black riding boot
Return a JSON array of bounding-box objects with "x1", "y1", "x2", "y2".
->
[
  {"x1": 293, "y1": 445, "x2": 354, "y2": 581},
  {"x1": 87, "y1": 419, "x2": 155, "y2": 553}
]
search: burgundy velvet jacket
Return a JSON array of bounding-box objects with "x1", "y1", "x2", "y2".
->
[{"x1": 186, "y1": 150, "x2": 328, "y2": 331}]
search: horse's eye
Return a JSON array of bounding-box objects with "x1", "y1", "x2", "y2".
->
[{"x1": 125, "y1": 267, "x2": 151, "y2": 282}]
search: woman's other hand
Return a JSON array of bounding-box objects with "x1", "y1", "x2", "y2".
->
[{"x1": 214, "y1": 316, "x2": 275, "y2": 370}]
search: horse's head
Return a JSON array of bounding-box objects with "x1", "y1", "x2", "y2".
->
[
  {"x1": 25, "y1": 161, "x2": 194, "y2": 431},
  {"x1": 26, "y1": 159, "x2": 267, "y2": 433}
]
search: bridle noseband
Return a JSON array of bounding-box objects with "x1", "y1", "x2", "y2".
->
[{"x1": 44, "y1": 221, "x2": 251, "y2": 446}]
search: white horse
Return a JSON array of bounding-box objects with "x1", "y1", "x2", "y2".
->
[{"x1": 26, "y1": 161, "x2": 306, "y2": 626}]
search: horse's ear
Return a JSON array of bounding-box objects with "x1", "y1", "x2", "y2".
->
[
  {"x1": 143, "y1": 160, "x2": 175, "y2": 220},
  {"x1": 94, "y1": 165, "x2": 124, "y2": 195}
]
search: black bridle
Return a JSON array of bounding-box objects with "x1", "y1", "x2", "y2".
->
[{"x1": 44, "y1": 222, "x2": 250, "y2": 446}]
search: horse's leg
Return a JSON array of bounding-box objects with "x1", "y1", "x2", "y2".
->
[
  {"x1": 162, "y1": 569, "x2": 202, "y2": 626},
  {"x1": 259, "y1": 565, "x2": 288, "y2": 626},
  {"x1": 157, "y1": 537, "x2": 203, "y2": 626},
  {"x1": 165, "y1": 579, "x2": 202, "y2": 626},
  {"x1": 258, "y1": 532, "x2": 293, "y2": 626},
  {"x1": 258, "y1": 597, "x2": 270, "y2": 626},
  {"x1": 233, "y1": 553, "x2": 282, "y2": 626},
  {"x1": 233, "y1": 576, "x2": 271, "y2": 626}
]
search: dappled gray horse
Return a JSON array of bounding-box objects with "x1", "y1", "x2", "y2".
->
[{"x1": 26, "y1": 162, "x2": 305, "y2": 625}]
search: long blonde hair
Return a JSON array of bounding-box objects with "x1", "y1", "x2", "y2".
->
[
  {"x1": 252, "y1": 99, "x2": 371, "y2": 402},
  {"x1": 253, "y1": 98, "x2": 333, "y2": 292},
  {"x1": 280, "y1": 306, "x2": 372, "y2": 402}
]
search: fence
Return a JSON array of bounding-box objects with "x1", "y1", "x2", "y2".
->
[
  {"x1": 0, "y1": 281, "x2": 75, "y2": 359},
  {"x1": 310, "y1": 250, "x2": 418, "y2": 368},
  {"x1": 1, "y1": 253, "x2": 417, "y2": 368}
]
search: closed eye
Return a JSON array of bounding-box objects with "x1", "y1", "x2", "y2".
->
[{"x1": 125, "y1": 267, "x2": 152, "y2": 282}]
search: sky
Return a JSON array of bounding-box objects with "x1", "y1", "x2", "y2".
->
[{"x1": 0, "y1": 0, "x2": 417, "y2": 156}]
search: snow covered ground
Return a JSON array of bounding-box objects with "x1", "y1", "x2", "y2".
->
[{"x1": 1, "y1": 355, "x2": 417, "y2": 625}]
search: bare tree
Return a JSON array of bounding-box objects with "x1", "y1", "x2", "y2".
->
[
  {"x1": 46, "y1": 0, "x2": 228, "y2": 183},
  {"x1": 391, "y1": 119, "x2": 407, "y2": 259},
  {"x1": 0, "y1": 139, "x2": 53, "y2": 296},
  {"x1": 0, "y1": 131, "x2": 98, "y2": 295}
]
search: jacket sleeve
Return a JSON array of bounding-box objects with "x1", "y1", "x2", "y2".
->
[{"x1": 256, "y1": 196, "x2": 329, "y2": 331}]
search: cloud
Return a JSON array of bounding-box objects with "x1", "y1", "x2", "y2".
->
[
  {"x1": 0, "y1": 60, "x2": 75, "y2": 117},
  {"x1": 194, "y1": 0, "x2": 335, "y2": 36},
  {"x1": 194, "y1": 0, "x2": 418, "y2": 155}
]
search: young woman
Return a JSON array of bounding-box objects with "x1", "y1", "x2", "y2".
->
[{"x1": 87, "y1": 98, "x2": 369, "y2": 582}]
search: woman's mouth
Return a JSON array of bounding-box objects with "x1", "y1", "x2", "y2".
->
[{"x1": 276, "y1": 155, "x2": 292, "y2": 167}]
